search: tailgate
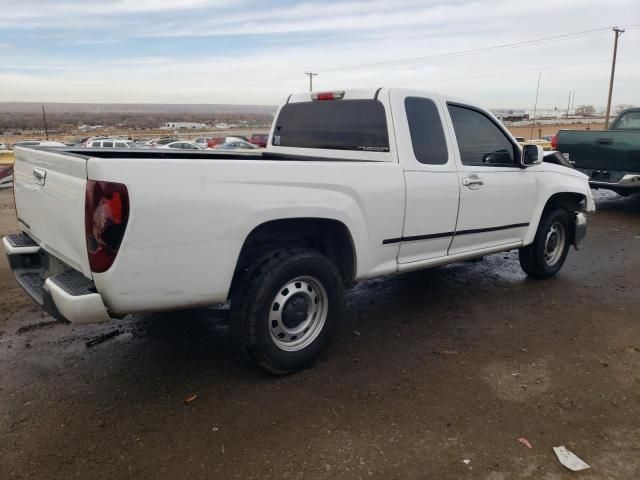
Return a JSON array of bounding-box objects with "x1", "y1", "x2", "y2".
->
[
  {"x1": 558, "y1": 130, "x2": 640, "y2": 171},
  {"x1": 14, "y1": 147, "x2": 91, "y2": 277}
]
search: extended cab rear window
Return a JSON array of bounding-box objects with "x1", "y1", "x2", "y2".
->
[
  {"x1": 612, "y1": 110, "x2": 640, "y2": 130},
  {"x1": 273, "y1": 99, "x2": 390, "y2": 152}
]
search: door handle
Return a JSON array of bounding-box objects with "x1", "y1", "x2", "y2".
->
[
  {"x1": 33, "y1": 167, "x2": 47, "y2": 186},
  {"x1": 462, "y1": 176, "x2": 483, "y2": 187},
  {"x1": 595, "y1": 138, "x2": 613, "y2": 145}
]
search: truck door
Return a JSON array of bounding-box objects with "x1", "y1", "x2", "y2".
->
[
  {"x1": 444, "y1": 102, "x2": 536, "y2": 255},
  {"x1": 390, "y1": 90, "x2": 460, "y2": 264}
]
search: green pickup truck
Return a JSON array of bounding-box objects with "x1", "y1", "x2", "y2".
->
[{"x1": 556, "y1": 108, "x2": 640, "y2": 195}]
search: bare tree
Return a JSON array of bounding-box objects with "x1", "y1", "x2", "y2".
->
[
  {"x1": 614, "y1": 104, "x2": 636, "y2": 115},
  {"x1": 574, "y1": 105, "x2": 596, "y2": 116}
]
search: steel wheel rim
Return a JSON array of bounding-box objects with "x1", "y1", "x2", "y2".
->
[
  {"x1": 269, "y1": 276, "x2": 328, "y2": 352},
  {"x1": 544, "y1": 221, "x2": 566, "y2": 266}
]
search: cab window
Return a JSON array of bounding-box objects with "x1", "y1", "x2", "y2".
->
[
  {"x1": 405, "y1": 97, "x2": 448, "y2": 165},
  {"x1": 274, "y1": 99, "x2": 389, "y2": 152},
  {"x1": 448, "y1": 104, "x2": 516, "y2": 167}
]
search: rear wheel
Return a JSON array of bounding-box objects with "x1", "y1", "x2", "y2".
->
[
  {"x1": 519, "y1": 207, "x2": 571, "y2": 278},
  {"x1": 230, "y1": 249, "x2": 344, "y2": 374}
]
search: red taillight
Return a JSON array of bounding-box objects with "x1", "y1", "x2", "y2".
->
[
  {"x1": 311, "y1": 91, "x2": 345, "y2": 101},
  {"x1": 85, "y1": 180, "x2": 129, "y2": 273},
  {"x1": 551, "y1": 134, "x2": 558, "y2": 150}
]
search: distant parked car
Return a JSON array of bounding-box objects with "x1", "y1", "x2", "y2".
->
[
  {"x1": 145, "y1": 136, "x2": 182, "y2": 147},
  {"x1": 14, "y1": 140, "x2": 67, "y2": 148},
  {"x1": 515, "y1": 137, "x2": 552, "y2": 151},
  {"x1": 0, "y1": 165, "x2": 13, "y2": 189},
  {"x1": 159, "y1": 141, "x2": 207, "y2": 150},
  {"x1": 207, "y1": 136, "x2": 247, "y2": 148},
  {"x1": 89, "y1": 139, "x2": 136, "y2": 148},
  {"x1": 249, "y1": 133, "x2": 269, "y2": 148},
  {"x1": 0, "y1": 143, "x2": 8, "y2": 150},
  {"x1": 192, "y1": 137, "x2": 212, "y2": 147},
  {"x1": 214, "y1": 140, "x2": 259, "y2": 150}
]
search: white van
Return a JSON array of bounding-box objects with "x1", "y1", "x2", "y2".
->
[{"x1": 89, "y1": 138, "x2": 136, "y2": 148}]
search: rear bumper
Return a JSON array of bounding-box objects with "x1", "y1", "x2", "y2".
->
[
  {"x1": 590, "y1": 174, "x2": 640, "y2": 189},
  {"x1": 3, "y1": 234, "x2": 111, "y2": 323},
  {"x1": 576, "y1": 169, "x2": 640, "y2": 190}
]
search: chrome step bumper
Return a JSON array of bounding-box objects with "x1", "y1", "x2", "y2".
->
[{"x1": 3, "y1": 234, "x2": 111, "y2": 323}]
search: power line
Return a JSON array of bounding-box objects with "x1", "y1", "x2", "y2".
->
[
  {"x1": 318, "y1": 27, "x2": 612, "y2": 73},
  {"x1": 210, "y1": 25, "x2": 633, "y2": 94},
  {"x1": 411, "y1": 58, "x2": 615, "y2": 84}
]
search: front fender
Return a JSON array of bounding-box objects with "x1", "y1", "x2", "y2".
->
[{"x1": 523, "y1": 169, "x2": 595, "y2": 245}]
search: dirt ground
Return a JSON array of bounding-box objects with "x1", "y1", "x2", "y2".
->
[{"x1": 0, "y1": 187, "x2": 639, "y2": 480}]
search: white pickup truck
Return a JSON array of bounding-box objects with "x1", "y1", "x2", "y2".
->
[{"x1": 4, "y1": 88, "x2": 594, "y2": 374}]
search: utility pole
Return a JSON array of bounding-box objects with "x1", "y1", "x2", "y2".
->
[
  {"x1": 41, "y1": 105, "x2": 49, "y2": 140},
  {"x1": 570, "y1": 90, "x2": 576, "y2": 116},
  {"x1": 530, "y1": 72, "x2": 541, "y2": 140},
  {"x1": 566, "y1": 91, "x2": 571, "y2": 119},
  {"x1": 304, "y1": 72, "x2": 318, "y2": 92},
  {"x1": 605, "y1": 27, "x2": 624, "y2": 128}
]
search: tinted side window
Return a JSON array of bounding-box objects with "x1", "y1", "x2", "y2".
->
[
  {"x1": 405, "y1": 97, "x2": 448, "y2": 165},
  {"x1": 273, "y1": 99, "x2": 389, "y2": 152},
  {"x1": 448, "y1": 105, "x2": 516, "y2": 166},
  {"x1": 91, "y1": 141, "x2": 101, "y2": 147},
  {"x1": 103, "y1": 141, "x2": 114, "y2": 148}
]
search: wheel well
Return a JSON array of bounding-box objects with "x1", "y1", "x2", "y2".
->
[
  {"x1": 542, "y1": 192, "x2": 586, "y2": 244},
  {"x1": 543, "y1": 192, "x2": 586, "y2": 214},
  {"x1": 229, "y1": 218, "x2": 356, "y2": 298}
]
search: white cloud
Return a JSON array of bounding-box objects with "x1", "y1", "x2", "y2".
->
[
  {"x1": 0, "y1": 0, "x2": 638, "y2": 107},
  {"x1": 0, "y1": 0, "x2": 238, "y2": 26}
]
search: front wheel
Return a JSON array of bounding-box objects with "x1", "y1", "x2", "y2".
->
[
  {"x1": 230, "y1": 249, "x2": 344, "y2": 374},
  {"x1": 519, "y1": 207, "x2": 571, "y2": 278}
]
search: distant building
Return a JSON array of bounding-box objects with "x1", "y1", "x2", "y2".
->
[
  {"x1": 492, "y1": 109, "x2": 530, "y2": 122},
  {"x1": 79, "y1": 124, "x2": 104, "y2": 132},
  {"x1": 162, "y1": 122, "x2": 207, "y2": 130}
]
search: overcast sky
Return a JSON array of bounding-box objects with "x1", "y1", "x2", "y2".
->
[{"x1": 0, "y1": 0, "x2": 638, "y2": 108}]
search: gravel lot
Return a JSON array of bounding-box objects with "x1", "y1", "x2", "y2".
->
[{"x1": 1, "y1": 187, "x2": 639, "y2": 479}]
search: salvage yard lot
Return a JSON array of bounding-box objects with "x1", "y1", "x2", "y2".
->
[{"x1": 1, "y1": 188, "x2": 639, "y2": 479}]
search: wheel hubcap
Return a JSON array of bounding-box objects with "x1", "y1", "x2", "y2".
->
[
  {"x1": 269, "y1": 276, "x2": 329, "y2": 352},
  {"x1": 544, "y1": 221, "x2": 566, "y2": 266},
  {"x1": 282, "y1": 294, "x2": 309, "y2": 329}
]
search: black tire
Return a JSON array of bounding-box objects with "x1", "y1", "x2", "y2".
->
[
  {"x1": 519, "y1": 207, "x2": 571, "y2": 278},
  {"x1": 230, "y1": 249, "x2": 344, "y2": 375}
]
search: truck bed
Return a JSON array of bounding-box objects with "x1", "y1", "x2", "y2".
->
[
  {"x1": 44, "y1": 147, "x2": 381, "y2": 163},
  {"x1": 54, "y1": 147, "x2": 264, "y2": 160}
]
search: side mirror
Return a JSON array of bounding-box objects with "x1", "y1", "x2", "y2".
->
[
  {"x1": 482, "y1": 149, "x2": 512, "y2": 164},
  {"x1": 521, "y1": 144, "x2": 544, "y2": 167}
]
